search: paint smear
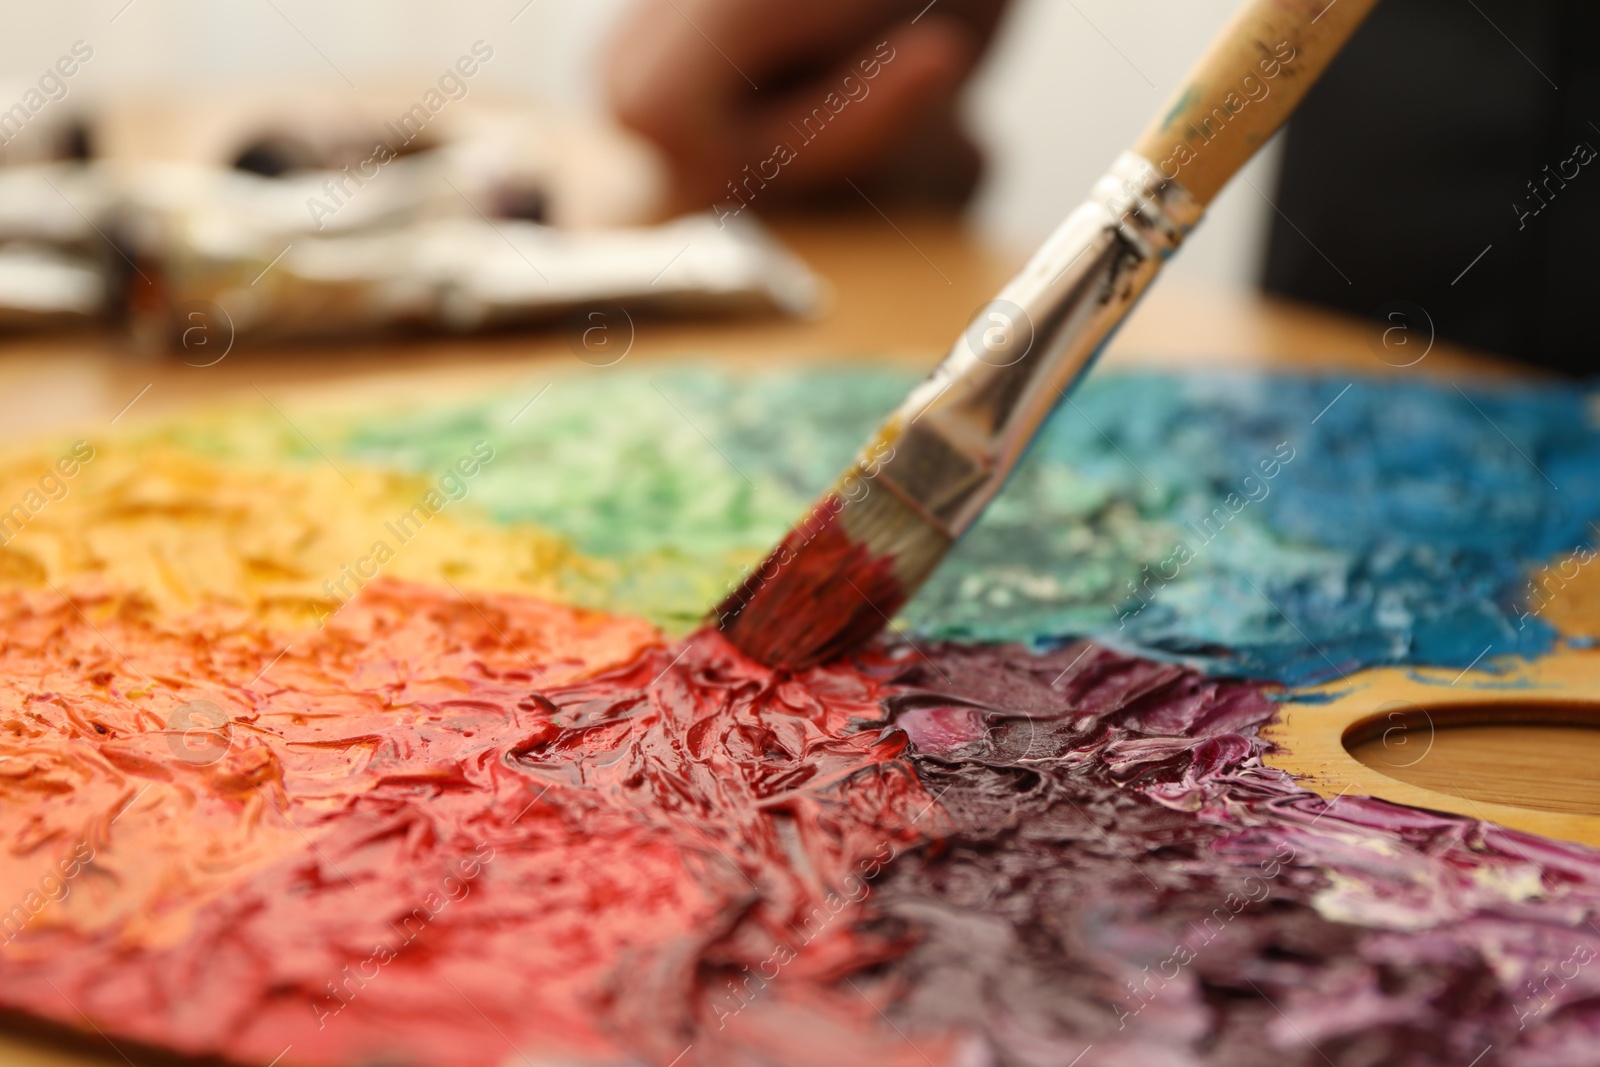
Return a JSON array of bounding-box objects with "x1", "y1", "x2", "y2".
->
[
  {"x1": 8, "y1": 602, "x2": 1600, "y2": 1065},
  {"x1": 0, "y1": 581, "x2": 941, "y2": 1067},
  {"x1": 2, "y1": 366, "x2": 1599, "y2": 1066}
]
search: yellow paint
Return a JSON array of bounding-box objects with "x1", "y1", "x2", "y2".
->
[{"x1": 0, "y1": 437, "x2": 609, "y2": 633}]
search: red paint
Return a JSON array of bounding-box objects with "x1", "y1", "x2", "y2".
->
[
  {"x1": 0, "y1": 579, "x2": 943, "y2": 1067},
  {"x1": 894, "y1": 706, "x2": 988, "y2": 755},
  {"x1": 715, "y1": 492, "x2": 907, "y2": 670}
]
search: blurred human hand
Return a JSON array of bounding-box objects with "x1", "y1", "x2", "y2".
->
[{"x1": 604, "y1": 0, "x2": 1009, "y2": 216}]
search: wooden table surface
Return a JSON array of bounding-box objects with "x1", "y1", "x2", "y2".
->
[
  {"x1": 0, "y1": 211, "x2": 1524, "y2": 441},
  {"x1": 0, "y1": 212, "x2": 1592, "y2": 1067}
]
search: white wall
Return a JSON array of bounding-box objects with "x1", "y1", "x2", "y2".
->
[
  {"x1": 0, "y1": 0, "x2": 1277, "y2": 292},
  {"x1": 965, "y1": 0, "x2": 1281, "y2": 290},
  {"x1": 0, "y1": 1, "x2": 629, "y2": 122}
]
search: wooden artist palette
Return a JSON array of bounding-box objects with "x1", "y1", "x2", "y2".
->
[{"x1": 1266, "y1": 644, "x2": 1600, "y2": 848}]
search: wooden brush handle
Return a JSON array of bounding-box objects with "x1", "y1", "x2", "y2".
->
[{"x1": 1132, "y1": 0, "x2": 1382, "y2": 205}]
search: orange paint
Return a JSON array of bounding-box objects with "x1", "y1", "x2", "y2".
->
[{"x1": 0, "y1": 579, "x2": 940, "y2": 1067}]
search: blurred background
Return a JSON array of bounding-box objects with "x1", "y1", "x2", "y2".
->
[{"x1": 0, "y1": 0, "x2": 1277, "y2": 303}]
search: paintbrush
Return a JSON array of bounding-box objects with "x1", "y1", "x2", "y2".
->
[{"x1": 715, "y1": 0, "x2": 1383, "y2": 669}]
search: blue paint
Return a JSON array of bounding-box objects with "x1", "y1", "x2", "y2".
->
[{"x1": 905, "y1": 373, "x2": 1600, "y2": 684}]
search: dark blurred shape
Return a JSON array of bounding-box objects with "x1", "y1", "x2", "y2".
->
[
  {"x1": 1265, "y1": 0, "x2": 1597, "y2": 375},
  {"x1": 604, "y1": 0, "x2": 1008, "y2": 216},
  {"x1": 494, "y1": 184, "x2": 547, "y2": 223},
  {"x1": 59, "y1": 120, "x2": 93, "y2": 162},
  {"x1": 232, "y1": 135, "x2": 319, "y2": 178}
]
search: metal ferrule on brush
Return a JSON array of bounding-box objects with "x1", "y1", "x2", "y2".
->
[
  {"x1": 870, "y1": 151, "x2": 1203, "y2": 543},
  {"x1": 716, "y1": 153, "x2": 1202, "y2": 668}
]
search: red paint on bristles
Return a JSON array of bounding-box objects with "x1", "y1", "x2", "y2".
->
[{"x1": 715, "y1": 491, "x2": 908, "y2": 670}]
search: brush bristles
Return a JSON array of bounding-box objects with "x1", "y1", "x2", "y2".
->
[{"x1": 714, "y1": 478, "x2": 952, "y2": 669}]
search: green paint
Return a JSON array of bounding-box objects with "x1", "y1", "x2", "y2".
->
[
  {"x1": 135, "y1": 366, "x2": 1600, "y2": 683},
  {"x1": 1161, "y1": 86, "x2": 1201, "y2": 131}
]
